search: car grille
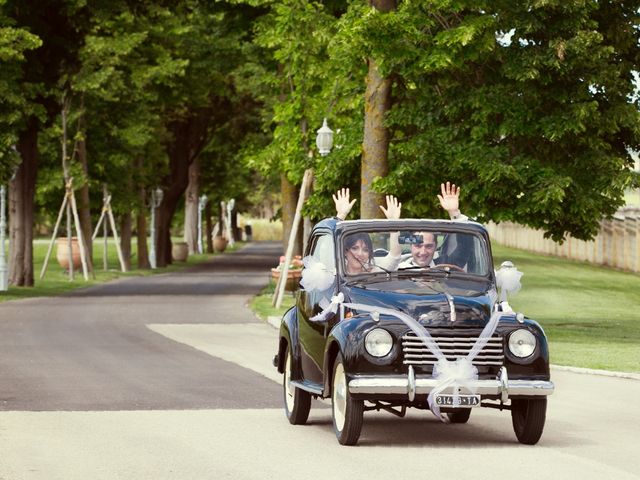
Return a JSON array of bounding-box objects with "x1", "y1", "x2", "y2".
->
[{"x1": 401, "y1": 332, "x2": 504, "y2": 366}]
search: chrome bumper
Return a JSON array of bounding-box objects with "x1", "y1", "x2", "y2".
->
[{"x1": 348, "y1": 367, "x2": 554, "y2": 400}]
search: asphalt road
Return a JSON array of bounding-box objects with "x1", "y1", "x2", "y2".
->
[
  {"x1": 0, "y1": 242, "x2": 638, "y2": 480},
  {"x1": 0, "y1": 242, "x2": 283, "y2": 411}
]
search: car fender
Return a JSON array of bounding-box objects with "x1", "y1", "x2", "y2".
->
[
  {"x1": 276, "y1": 306, "x2": 299, "y2": 375},
  {"x1": 322, "y1": 318, "x2": 368, "y2": 395},
  {"x1": 498, "y1": 314, "x2": 551, "y2": 378}
]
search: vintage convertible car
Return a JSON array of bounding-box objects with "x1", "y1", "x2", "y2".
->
[{"x1": 274, "y1": 218, "x2": 554, "y2": 446}]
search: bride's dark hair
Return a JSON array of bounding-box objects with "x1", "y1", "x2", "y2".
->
[{"x1": 344, "y1": 233, "x2": 374, "y2": 266}]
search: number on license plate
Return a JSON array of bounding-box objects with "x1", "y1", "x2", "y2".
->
[{"x1": 435, "y1": 394, "x2": 480, "y2": 407}]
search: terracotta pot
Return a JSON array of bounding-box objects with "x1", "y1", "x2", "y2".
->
[
  {"x1": 56, "y1": 237, "x2": 82, "y2": 270},
  {"x1": 172, "y1": 242, "x2": 189, "y2": 262},
  {"x1": 271, "y1": 268, "x2": 302, "y2": 292},
  {"x1": 213, "y1": 236, "x2": 228, "y2": 253}
]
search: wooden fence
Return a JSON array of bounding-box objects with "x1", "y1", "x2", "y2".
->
[{"x1": 486, "y1": 207, "x2": 640, "y2": 273}]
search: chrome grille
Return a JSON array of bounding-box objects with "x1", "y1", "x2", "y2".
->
[{"x1": 401, "y1": 332, "x2": 504, "y2": 366}]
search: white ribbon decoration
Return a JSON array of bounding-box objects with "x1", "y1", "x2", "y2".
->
[
  {"x1": 495, "y1": 261, "x2": 523, "y2": 302},
  {"x1": 300, "y1": 256, "x2": 336, "y2": 292},
  {"x1": 310, "y1": 292, "x2": 344, "y2": 322},
  {"x1": 340, "y1": 302, "x2": 504, "y2": 421},
  {"x1": 300, "y1": 257, "x2": 505, "y2": 422}
]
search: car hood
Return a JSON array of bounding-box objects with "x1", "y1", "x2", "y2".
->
[{"x1": 343, "y1": 276, "x2": 496, "y2": 327}]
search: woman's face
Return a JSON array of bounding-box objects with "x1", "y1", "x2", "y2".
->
[{"x1": 345, "y1": 239, "x2": 370, "y2": 274}]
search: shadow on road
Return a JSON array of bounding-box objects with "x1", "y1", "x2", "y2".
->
[{"x1": 66, "y1": 241, "x2": 283, "y2": 298}]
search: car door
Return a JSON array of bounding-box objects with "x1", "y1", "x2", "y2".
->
[{"x1": 297, "y1": 231, "x2": 336, "y2": 386}]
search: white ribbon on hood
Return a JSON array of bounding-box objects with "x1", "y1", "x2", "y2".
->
[
  {"x1": 310, "y1": 292, "x2": 344, "y2": 322},
  {"x1": 300, "y1": 256, "x2": 505, "y2": 422}
]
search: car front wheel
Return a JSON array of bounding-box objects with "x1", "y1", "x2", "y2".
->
[
  {"x1": 332, "y1": 354, "x2": 363, "y2": 446},
  {"x1": 511, "y1": 397, "x2": 547, "y2": 445},
  {"x1": 283, "y1": 345, "x2": 311, "y2": 425}
]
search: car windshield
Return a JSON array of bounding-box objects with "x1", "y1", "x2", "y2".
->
[{"x1": 341, "y1": 227, "x2": 490, "y2": 277}]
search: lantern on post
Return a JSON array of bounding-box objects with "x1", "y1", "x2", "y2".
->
[
  {"x1": 226, "y1": 198, "x2": 235, "y2": 247},
  {"x1": 315, "y1": 118, "x2": 334, "y2": 156},
  {"x1": 197, "y1": 194, "x2": 208, "y2": 254}
]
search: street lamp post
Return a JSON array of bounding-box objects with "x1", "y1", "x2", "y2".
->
[
  {"x1": 197, "y1": 194, "x2": 208, "y2": 254},
  {"x1": 0, "y1": 185, "x2": 7, "y2": 291},
  {"x1": 274, "y1": 119, "x2": 334, "y2": 309},
  {"x1": 149, "y1": 187, "x2": 164, "y2": 269},
  {"x1": 226, "y1": 198, "x2": 235, "y2": 247},
  {"x1": 316, "y1": 118, "x2": 334, "y2": 156}
]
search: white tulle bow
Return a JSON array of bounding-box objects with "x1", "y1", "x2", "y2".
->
[
  {"x1": 428, "y1": 358, "x2": 479, "y2": 420},
  {"x1": 495, "y1": 261, "x2": 523, "y2": 302},
  {"x1": 300, "y1": 256, "x2": 336, "y2": 293}
]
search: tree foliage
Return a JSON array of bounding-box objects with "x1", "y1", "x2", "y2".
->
[{"x1": 300, "y1": 0, "x2": 640, "y2": 241}]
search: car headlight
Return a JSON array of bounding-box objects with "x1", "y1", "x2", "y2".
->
[
  {"x1": 508, "y1": 329, "x2": 537, "y2": 358},
  {"x1": 364, "y1": 328, "x2": 393, "y2": 357}
]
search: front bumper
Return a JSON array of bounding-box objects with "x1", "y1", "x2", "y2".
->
[{"x1": 348, "y1": 366, "x2": 554, "y2": 401}]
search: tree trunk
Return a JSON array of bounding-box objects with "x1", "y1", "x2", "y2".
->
[
  {"x1": 361, "y1": 0, "x2": 396, "y2": 219},
  {"x1": 157, "y1": 125, "x2": 192, "y2": 268},
  {"x1": 231, "y1": 210, "x2": 239, "y2": 242},
  {"x1": 157, "y1": 109, "x2": 216, "y2": 267},
  {"x1": 136, "y1": 158, "x2": 150, "y2": 269},
  {"x1": 281, "y1": 173, "x2": 302, "y2": 256},
  {"x1": 8, "y1": 118, "x2": 38, "y2": 286},
  {"x1": 77, "y1": 113, "x2": 93, "y2": 264},
  {"x1": 184, "y1": 158, "x2": 199, "y2": 254},
  {"x1": 120, "y1": 211, "x2": 132, "y2": 271},
  {"x1": 205, "y1": 201, "x2": 213, "y2": 254}
]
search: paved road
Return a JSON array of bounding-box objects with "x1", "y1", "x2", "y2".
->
[
  {"x1": 0, "y1": 242, "x2": 283, "y2": 411},
  {"x1": 0, "y1": 242, "x2": 639, "y2": 480}
]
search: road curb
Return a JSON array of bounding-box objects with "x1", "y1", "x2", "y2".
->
[
  {"x1": 267, "y1": 316, "x2": 280, "y2": 329},
  {"x1": 266, "y1": 315, "x2": 639, "y2": 381},
  {"x1": 551, "y1": 364, "x2": 640, "y2": 381}
]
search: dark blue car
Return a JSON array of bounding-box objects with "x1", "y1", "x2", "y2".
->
[{"x1": 274, "y1": 218, "x2": 554, "y2": 446}]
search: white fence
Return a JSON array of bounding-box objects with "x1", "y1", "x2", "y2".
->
[{"x1": 486, "y1": 207, "x2": 640, "y2": 273}]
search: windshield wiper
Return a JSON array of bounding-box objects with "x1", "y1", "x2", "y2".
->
[{"x1": 397, "y1": 266, "x2": 452, "y2": 276}]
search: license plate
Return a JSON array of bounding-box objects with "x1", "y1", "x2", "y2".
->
[{"x1": 434, "y1": 394, "x2": 481, "y2": 407}]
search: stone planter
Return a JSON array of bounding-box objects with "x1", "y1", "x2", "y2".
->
[
  {"x1": 172, "y1": 242, "x2": 189, "y2": 262},
  {"x1": 213, "y1": 236, "x2": 228, "y2": 253},
  {"x1": 271, "y1": 268, "x2": 302, "y2": 292},
  {"x1": 56, "y1": 237, "x2": 82, "y2": 270}
]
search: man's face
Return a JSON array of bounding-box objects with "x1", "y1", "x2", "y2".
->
[{"x1": 410, "y1": 232, "x2": 437, "y2": 267}]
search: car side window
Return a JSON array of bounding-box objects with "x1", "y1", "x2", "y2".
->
[{"x1": 311, "y1": 234, "x2": 335, "y2": 272}]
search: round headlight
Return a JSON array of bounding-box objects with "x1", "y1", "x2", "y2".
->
[
  {"x1": 364, "y1": 328, "x2": 393, "y2": 357},
  {"x1": 508, "y1": 329, "x2": 537, "y2": 358}
]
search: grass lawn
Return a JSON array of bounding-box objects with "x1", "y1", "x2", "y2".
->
[
  {"x1": 249, "y1": 279, "x2": 296, "y2": 321},
  {"x1": 493, "y1": 244, "x2": 640, "y2": 373},
  {"x1": 0, "y1": 238, "x2": 243, "y2": 303}
]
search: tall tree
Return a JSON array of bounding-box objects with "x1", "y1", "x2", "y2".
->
[
  {"x1": 373, "y1": 0, "x2": 640, "y2": 241},
  {"x1": 239, "y1": 0, "x2": 340, "y2": 252},
  {"x1": 0, "y1": 14, "x2": 41, "y2": 180},
  {"x1": 361, "y1": 0, "x2": 396, "y2": 219},
  {"x1": 2, "y1": 0, "x2": 88, "y2": 285}
]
